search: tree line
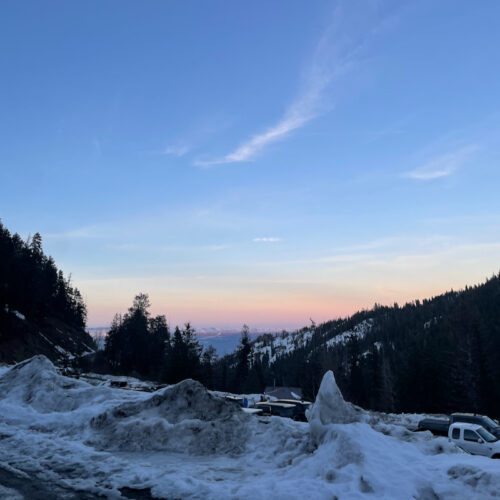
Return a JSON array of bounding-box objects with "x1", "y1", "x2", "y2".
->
[
  {"x1": 92, "y1": 293, "x2": 252, "y2": 392},
  {"x1": 0, "y1": 220, "x2": 87, "y2": 330}
]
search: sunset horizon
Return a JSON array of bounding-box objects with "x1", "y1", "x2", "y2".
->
[{"x1": 2, "y1": 0, "x2": 499, "y2": 332}]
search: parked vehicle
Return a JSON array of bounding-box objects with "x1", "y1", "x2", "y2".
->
[
  {"x1": 255, "y1": 401, "x2": 296, "y2": 418},
  {"x1": 417, "y1": 413, "x2": 500, "y2": 438},
  {"x1": 274, "y1": 399, "x2": 312, "y2": 422},
  {"x1": 448, "y1": 423, "x2": 500, "y2": 458},
  {"x1": 417, "y1": 418, "x2": 449, "y2": 436},
  {"x1": 450, "y1": 414, "x2": 500, "y2": 438}
]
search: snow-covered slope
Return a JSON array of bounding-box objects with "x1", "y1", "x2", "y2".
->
[
  {"x1": 252, "y1": 318, "x2": 375, "y2": 363},
  {"x1": 325, "y1": 318, "x2": 374, "y2": 348},
  {"x1": 1, "y1": 307, "x2": 95, "y2": 364},
  {"x1": 0, "y1": 356, "x2": 499, "y2": 499}
]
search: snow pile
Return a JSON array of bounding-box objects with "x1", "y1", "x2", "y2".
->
[
  {"x1": 90, "y1": 378, "x2": 251, "y2": 454},
  {"x1": 0, "y1": 355, "x2": 113, "y2": 414},
  {"x1": 307, "y1": 370, "x2": 360, "y2": 444},
  {"x1": 2, "y1": 356, "x2": 500, "y2": 499},
  {"x1": 0, "y1": 355, "x2": 83, "y2": 411},
  {"x1": 80, "y1": 371, "x2": 158, "y2": 391}
]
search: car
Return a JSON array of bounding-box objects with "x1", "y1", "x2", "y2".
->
[
  {"x1": 417, "y1": 413, "x2": 500, "y2": 438},
  {"x1": 274, "y1": 399, "x2": 312, "y2": 422},
  {"x1": 450, "y1": 413, "x2": 500, "y2": 439},
  {"x1": 448, "y1": 423, "x2": 500, "y2": 458}
]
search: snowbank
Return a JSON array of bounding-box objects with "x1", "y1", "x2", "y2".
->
[
  {"x1": 0, "y1": 354, "x2": 113, "y2": 414},
  {"x1": 1, "y1": 357, "x2": 500, "y2": 499},
  {"x1": 90, "y1": 378, "x2": 251, "y2": 454}
]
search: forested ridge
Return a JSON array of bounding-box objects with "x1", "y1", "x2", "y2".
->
[
  {"x1": 246, "y1": 273, "x2": 500, "y2": 416},
  {"x1": 0, "y1": 220, "x2": 94, "y2": 362}
]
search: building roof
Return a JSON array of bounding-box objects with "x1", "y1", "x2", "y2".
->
[{"x1": 264, "y1": 386, "x2": 303, "y2": 400}]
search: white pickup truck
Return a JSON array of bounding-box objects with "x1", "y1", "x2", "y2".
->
[{"x1": 448, "y1": 422, "x2": 500, "y2": 458}]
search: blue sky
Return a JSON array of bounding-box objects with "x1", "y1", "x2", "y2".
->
[{"x1": 1, "y1": 0, "x2": 499, "y2": 328}]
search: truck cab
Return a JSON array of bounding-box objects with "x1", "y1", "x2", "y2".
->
[
  {"x1": 450, "y1": 413, "x2": 500, "y2": 439},
  {"x1": 448, "y1": 423, "x2": 500, "y2": 458}
]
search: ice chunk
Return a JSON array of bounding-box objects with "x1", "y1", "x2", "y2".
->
[{"x1": 307, "y1": 370, "x2": 359, "y2": 445}]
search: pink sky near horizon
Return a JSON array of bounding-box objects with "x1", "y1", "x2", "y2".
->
[{"x1": 82, "y1": 270, "x2": 494, "y2": 330}]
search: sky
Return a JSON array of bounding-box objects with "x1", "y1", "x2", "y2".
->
[{"x1": 1, "y1": 0, "x2": 500, "y2": 330}]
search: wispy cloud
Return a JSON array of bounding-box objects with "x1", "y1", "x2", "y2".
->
[
  {"x1": 164, "y1": 144, "x2": 190, "y2": 157},
  {"x1": 405, "y1": 145, "x2": 478, "y2": 180},
  {"x1": 253, "y1": 237, "x2": 282, "y2": 243},
  {"x1": 195, "y1": 4, "x2": 379, "y2": 167},
  {"x1": 206, "y1": 244, "x2": 227, "y2": 251},
  {"x1": 45, "y1": 226, "x2": 100, "y2": 239}
]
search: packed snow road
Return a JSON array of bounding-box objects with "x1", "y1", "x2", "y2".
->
[
  {"x1": 0, "y1": 356, "x2": 500, "y2": 499},
  {"x1": 0, "y1": 465, "x2": 109, "y2": 500}
]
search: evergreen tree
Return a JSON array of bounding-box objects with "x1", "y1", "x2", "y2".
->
[{"x1": 234, "y1": 324, "x2": 251, "y2": 392}]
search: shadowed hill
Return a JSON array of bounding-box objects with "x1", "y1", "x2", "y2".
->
[
  {"x1": 223, "y1": 273, "x2": 500, "y2": 416},
  {"x1": 0, "y1": 220, "x2": 95, "y2": 363}
]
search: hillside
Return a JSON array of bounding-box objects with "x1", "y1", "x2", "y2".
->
[
  {"x1": 0, "y1": 221, "x2": 95, "y2": 363},
  {"x1": 245, "y1": 273, "x2": 500, "y2": 416}
]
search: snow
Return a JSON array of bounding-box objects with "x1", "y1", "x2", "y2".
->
[
  {"x1": 79, "y1": 372, "x2": 158, "y2": 391},
  {"x1": 0, "y1": 484, "x2": 24, "y2": 500},
  {"x1": 13, "y1": 311, "x2": 25, "y2": 321},
  {"x1": 252, "y1": 319, "x2": 375, "y2": 364},
  {"x1": 3, "y1": 305, "x2": 25, "y2": 321},
  {"x1": 54, "y1": 344, "x2": 75, "y2": 360},
  {"x1": 0, "y1": 356, "x2": 500, "y2": 499},
  {"x1": 252, "y1": 329, "x2": 314, "y2": 363},
  {"x1": 307, "y1": 370, "x2": 360, "y2": 445},
  {"x1": 89, "y1": 379, "x2": 250, "y2": 454},
  {"x1": 326, "y1": 318, "x2": 374, "y2": 348}
]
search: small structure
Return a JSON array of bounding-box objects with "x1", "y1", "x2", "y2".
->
[
  {"x1": 264, "y1": 386, "x2": 303, "y2": 400},
  {"x1": 255, "y1": 401, "x2": 296, "y2": 418},
  {"x1": 275, "y1": 399, "x2": 312, "y2": 422}
]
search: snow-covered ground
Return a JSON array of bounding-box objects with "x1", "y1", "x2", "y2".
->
[{"x1": 0, "y1": 356, "x2": 499, "y2": 499}]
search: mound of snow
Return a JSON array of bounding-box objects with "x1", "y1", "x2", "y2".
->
[
  {"x1": 307, "y1": 370, "x2": 361, "y2": 445},
  {"x1": 0, "y1": 355, "x2": 82, "y2": 411},
  {"x1": 0, "y1": 355, "x2": 118, "y2": 414},
  {"x1": 3, "y1": 358, "x2": 500, "y2": 499},
  {"x1": 90, "y1": 378, "x2": 251, "y2": 454}
]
